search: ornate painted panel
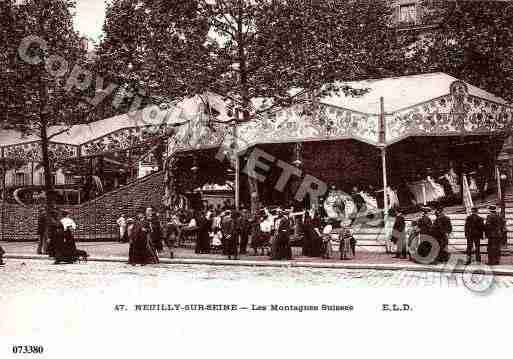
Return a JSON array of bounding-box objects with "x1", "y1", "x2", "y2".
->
[
  {"x1": 1, "y1": 141, "x2": 78, "y2": 166},
  {"x1": 386, "y1": 81, "x2": 513, "y2": 143},
  {"x1": 464, "y1": 97, "x2": 513, "y2": 132},
  {"x1": 236, "y1": 104, "x2": 379, "y2": 150},
  {"x1": 48, "y1": 142, "x2": 79, "y2": 163},
  {"x1": 3, "y1": 142, "x2": 42, "y2": 162},
  {"x1": 386, "y1": 95, "x2": 457, "y2": 142},
  {"x1": 81, "y1": 127, "x2": 139, "y2": 156},
  {"x1": 167, "y1": 103, "x2": 380, "y2": 156},
  {"x1": 80, "y1": 125, "x2": 172, "y2": 157},
  {"x1": 167, "y1": 113, "x2": 228, "y2": 156}
]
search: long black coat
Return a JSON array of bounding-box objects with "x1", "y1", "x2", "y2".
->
[
  {"x1": 273, "y1": 217, "x2": 292, "y2": 260},
  {"x1": 146, "y1": 216, "x2": 163, "y2": 252},
  {"x1": 197, "y1": 217, "x2": 212, "y2": 253},
  {"x1": 485, "y1": 213, "x2": 504, "y2": 241},
  {"x1": 222, "y1": 216, "x2": 239, "y2": 256},
  {"x1": 485, "y1": 213, "x2": 503, "y2": 265},
  {"x1": 465, "y1": 213, "x2": 484, "y2": 239},
  {"x1": 128, "y1": 222, "x2": 159, "y2": 264}
]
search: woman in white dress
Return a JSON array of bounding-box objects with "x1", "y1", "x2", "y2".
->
[{"x1": 426, "y1": 175, "x2": 445, "y2": 202}]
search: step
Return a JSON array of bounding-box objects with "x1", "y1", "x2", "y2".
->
[{"x1": 404, "y1": 218, "x2": 513, "y2": 226}]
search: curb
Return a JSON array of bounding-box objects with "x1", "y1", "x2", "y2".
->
[{"x1": 5, "y1": 253, "x2": 513, "y2": 277}]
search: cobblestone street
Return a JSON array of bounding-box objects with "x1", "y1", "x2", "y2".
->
[{"x1": 2, "y1": 258, "x2": 513, "y2": 297}]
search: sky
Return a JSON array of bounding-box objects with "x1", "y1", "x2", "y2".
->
[{"x1": 73, "y1": 0, "x2": 106, "y2": 42}]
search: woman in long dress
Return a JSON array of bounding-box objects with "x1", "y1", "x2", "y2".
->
[
  {"x1": 272, "y1": 211, "x2": 292, "y2": 260},
  {"x1": 302, "y1": 212, "x2": 313, "y2": 257},
  {"x1": 197, "y1": 212, "x2": 212, "y2": 254},
  {"x1": 128, "y1": 214, "x2": 159, "y2": 265}
]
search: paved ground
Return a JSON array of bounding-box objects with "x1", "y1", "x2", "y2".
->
[{"x1": 2, "y1": 258, "x2": 513, "y2": 294}]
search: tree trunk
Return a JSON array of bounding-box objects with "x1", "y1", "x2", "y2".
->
[
  {"x1": 38, "y1": 66, "x2": 54, "y2": 210},
  {"x1": 40, "y1": 120, "x2": 54, "y2": 210},
  {"x1": 236, "y1": 8, "x2": 260, "y2": 213}
]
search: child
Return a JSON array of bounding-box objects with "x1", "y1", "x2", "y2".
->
[
  {"x1": 211, "y1": 228, "x2": 223, "y2": 253},
  {"x1": 165, "y1": 217, "x2": 179, "y2": 259}
]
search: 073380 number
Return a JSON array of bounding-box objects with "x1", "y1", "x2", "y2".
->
[{"x1": 12, "y1": 345, "x2": 44, "y2": 354}]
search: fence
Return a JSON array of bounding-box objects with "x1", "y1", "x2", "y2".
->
[{"x1": 0, "y1": 171, "x2": 165, "y2": 242}]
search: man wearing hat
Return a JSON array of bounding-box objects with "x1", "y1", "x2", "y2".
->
[
  {"x1": 416, "y1": 207, "x2": 433, "y2": 261},
  {"x1": 391, "y1": 209, "x2": 407, "y2": 259},
  {"x1": 432, "y1": 206, "x2": 452, "y2": 262},
  {"x1": 464, "y1": 207, "x2": 485, "y2": 264},
  {"x1": 417, "y1": 207, "x2": 433, "y2": 235},
  {"x1": 485, "y1": 205, "x2": 504, "y2": 265}
]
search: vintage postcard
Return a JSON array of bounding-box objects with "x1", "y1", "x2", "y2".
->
[{"x1": 1, "y1": 1, "x2": 512, "y2": 358}]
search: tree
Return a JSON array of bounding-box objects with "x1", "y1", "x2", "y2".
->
[
  {"x1": 407, "y1": 0, "x2": 513, "y2": 102},
  {"x1": 97, "y1": 0, "x2": 408, "y2": 211},
  {"x1": 0, "y1": 0, "x2": 92, "y2": 209}
]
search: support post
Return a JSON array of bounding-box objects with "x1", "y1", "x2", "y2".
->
[
  {"x1": 235, "y1": 154, "x2": 240, "y2": 211},
  {"x1": 379, "y1": 97, "x2": 388, "y2": 216},
  {"x1": 382, "y1": 147, "x2": 388, "y2": 213}
]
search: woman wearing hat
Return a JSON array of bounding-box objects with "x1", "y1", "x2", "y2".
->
[{"x1": 128, "y1": 213, "x2": 159, "y2": 265}]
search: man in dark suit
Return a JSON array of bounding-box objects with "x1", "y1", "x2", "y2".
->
[
  {"x1": 416, "y1": 207, "x2": 433, "y2": 260},
  {"x1": 485, "y1": 205, "x2": 504, "y2": 265},
  {"x1": 464, "y1": 207, "x2": 485, "y2": 264},
  {"x1": 239, "y1": 208, "x2": 251, "y2": 255},
  {"x1": 433, "y1": 207, "x2": 452, "y2": 262},
  {"x1": 391, "y1": 209, "x2": 407, "y2": 259}
]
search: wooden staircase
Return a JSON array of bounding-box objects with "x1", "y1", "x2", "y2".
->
[{"x1": 353, "y1": 189, "x2": 513, "y2": 252}]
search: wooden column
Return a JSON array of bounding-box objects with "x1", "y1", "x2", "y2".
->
[
  {"x1": 381, "y1": 147, "x2": 388, "y2": 212},
  {"x1": 379, "y1": 97, "x2": 388, "y2": 215}
]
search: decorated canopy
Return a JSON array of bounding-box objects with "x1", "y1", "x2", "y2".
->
[
  {"x1": 167, "y1": 72, "x2": 513, "y2": 157},
  {"x1": 0, "y1": 96, "x2": 212, "y2": 165}
]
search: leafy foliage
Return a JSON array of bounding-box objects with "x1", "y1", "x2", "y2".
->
[
  {"x1": 0, "y1": 0, "x2": 94, "y2": 205},
  {"x1": 96, "y1": 0, "x2": 408, "y2": 116},
  {"x1": 407, "y1": 0, "x2": 513, "y2": 102}
]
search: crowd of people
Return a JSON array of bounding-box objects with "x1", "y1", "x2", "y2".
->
[
  {"x1": 0, "y1": 195, "x2": 507, "y2": 268},
  {"x1": 113, "y1": 200, "x2": 359, "y2": 264}
]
